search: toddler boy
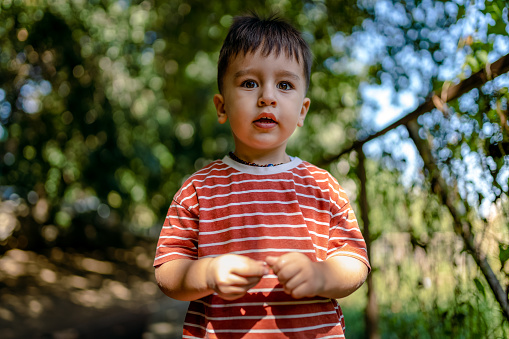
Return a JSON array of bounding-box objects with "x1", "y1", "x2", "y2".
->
[{"x1": 154, "y1": 13, "x2": 370, "y2": 338}]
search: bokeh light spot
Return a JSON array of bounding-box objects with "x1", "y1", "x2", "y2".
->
[{"x1": 17, "y1": 28, "x2": 28, "y2": 41}]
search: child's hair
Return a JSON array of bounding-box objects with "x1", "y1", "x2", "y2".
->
[{"x1": 217, "y1": 13, "x2": 312, "y2": 94}]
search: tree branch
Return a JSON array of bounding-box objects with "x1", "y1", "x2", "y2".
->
[
  {"x1": 319, "y1": 52, "x2": 509, "y2": 322},
  {"x1": 321, "y1": 52, "x2": 509, "y2": 166}
]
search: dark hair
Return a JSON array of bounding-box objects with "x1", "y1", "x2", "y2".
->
[{"x1": 217, "y1": 13, "x2": 312, "y2": 94}]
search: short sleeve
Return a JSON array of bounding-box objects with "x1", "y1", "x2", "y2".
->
[
  {"x1": 153, "y1": 184, "x2": 200, "y2": 267},
  {"x1": 326, "y1": 177, "x2": 371, "y2": 271}
]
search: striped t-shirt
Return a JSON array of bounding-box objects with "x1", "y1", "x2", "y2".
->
[{"x1": 154, "y1": 156, "x2": 370, "y2": 338}]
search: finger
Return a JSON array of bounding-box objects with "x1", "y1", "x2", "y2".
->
[
  {"x1": 219, "y1": 285, "x2": 249, "y2": 295},
  {"x1": 243, "y1": 275, "x2": 263, "y2": 286},
  {"x1": 265, "y1": 256, "x2": 287, "y2": 273},
  {"x1": 229, "y1": 276, "x2": 262, "y2": 290},
  {"x1": 290, "y1": 282, "x2": 315, "y2": 299},
  {"x1": 227, "y1": 278, "x2": 262, "y2": 296},
  {"x1": 219, "y1": 290, "x2": 247, "y2": 300},
  {"x1": 282, "y1": 271, "x2": 305, "y2": 292},
  {"x1": 275, "y1": 263, "x2": 301, "y2": 284},
  {"x1": 232, "y1": 260, "x2": 268, "y2": 277},
  {"x1": 216, "y1": 274, "x2": 249, "y2": 287},
  {"x1": 265, "y1": 256, "x2": 278, "y2": 266}
]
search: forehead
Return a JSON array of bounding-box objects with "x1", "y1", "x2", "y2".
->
[{"x1": 226, "y1": 49, "x2": 305, "y2": 78}]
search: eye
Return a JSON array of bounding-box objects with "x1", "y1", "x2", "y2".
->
[
  {"x1": 277, "y1": 81, "x2": 294, "y2": 91},
  {"x1": 241, "y1": 80, "x2": 258, "y2": 88}
]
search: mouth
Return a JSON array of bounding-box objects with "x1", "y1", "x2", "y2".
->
[
  {"x1": 253, "y1": 113, "x2": 278, "y2": 124},
  {"x1": 254, "y1": 117, "x2": 277, "y2": 124}
]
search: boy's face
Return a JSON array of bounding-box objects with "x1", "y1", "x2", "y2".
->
[{"x1": 213, "y1": 50, "x2": 310, "y2": 160}]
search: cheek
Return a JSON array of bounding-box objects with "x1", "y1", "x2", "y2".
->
[
  {"x1": 224, "y1": 96, "x2": 242, "y2": 112},
  {"x1": 228, "y1": 115, "x2": 245, "y2": 130}
]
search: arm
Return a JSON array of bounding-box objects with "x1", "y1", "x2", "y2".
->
[
  {"x1": 155, "y1": 254, "x2": 269, "y2": 301},
  {"x1": 265, "y1": 253, "x2": 368, "y2": 299}
]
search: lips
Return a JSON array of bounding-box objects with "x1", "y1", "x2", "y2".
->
[{"x1": 253, "y1": 113, "x2": 278, "y2": 129}]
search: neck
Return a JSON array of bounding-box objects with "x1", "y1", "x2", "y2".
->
[
  {"x1": 233, "y1": 145, "x2": 290, "y2": 165},
  {"x1": 229, "y1": 151, "x2": 290, "y2": 167}
]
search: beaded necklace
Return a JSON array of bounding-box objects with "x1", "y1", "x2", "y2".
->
[{"x1": 228, "y1": 152, "x2": 285, "y2": 167}]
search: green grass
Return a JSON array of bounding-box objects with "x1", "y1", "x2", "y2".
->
[
  {"x1": 341, "y1": 298, "x2": 509, "y2": 339},
  {"x1": 338, "y1": 243, "x2": 509, "y2": 339}
]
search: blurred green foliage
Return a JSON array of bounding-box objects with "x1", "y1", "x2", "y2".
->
[
  {"x1": 352, "y1": 0, "x2": 509, "y2": 336},
  {"x1": 0, "y1": 0, "x2": 366, "y2": 249},
  {"x1": 1, "y1": 0, "x2": 509, "y2": 337}
]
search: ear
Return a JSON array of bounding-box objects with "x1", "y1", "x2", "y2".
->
[
  {"x1": 297, "y1": 97, "x2": 311, "y2": 127},
  {"x1": 213, "y1": 94, "x2": 228, "y2": 124}
]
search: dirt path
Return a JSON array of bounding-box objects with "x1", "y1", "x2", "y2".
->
[{"x1": 0, "y1": 246, "x2": 188, "y2": 338}]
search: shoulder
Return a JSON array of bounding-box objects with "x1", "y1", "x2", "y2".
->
[
  {"x1": 186, "y1": 159, "x2": 231, "y2": 181},
  {"x1": 294, "y1": 161, "x2": 339, "y2": 185},
  {"x1": 174, "y1": 159, "x2": 234, "y2": 201},
  {"x1": 295, "y1": 161, "x2": 350, "y2": 204}
]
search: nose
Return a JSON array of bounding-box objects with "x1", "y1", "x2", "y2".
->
[{"x1": 258, "y1": 87, "x2": 277, "y2": 107}]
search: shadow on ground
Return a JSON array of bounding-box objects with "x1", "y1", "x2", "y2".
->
[{"x1": 0, "y1": 246, "x2": 188, "y2": 338}]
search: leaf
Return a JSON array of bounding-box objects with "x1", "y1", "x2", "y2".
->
[
  {"x1": 488, "y1": 19, "x2": 508, "y2": 35},
  {"x1": 499, "y1": 244, "x2": 509, "y2": 267},
  {"x1": 475, "y1": 50, "x2": 489, "y2": 65},
  {"x1": 473, "y1": 277, "x2": 486, "y2": 298},
  {"x1": 465, "y1": 55, "x2": 480, "y2": 73},
  {"x1": 457, "y1": 5, "x2": 466, "y2": 20},
  {"x1": 487, "y1": 3, "x2": 502, "y2": 17}
]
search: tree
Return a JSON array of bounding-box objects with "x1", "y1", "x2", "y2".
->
[
  {"x1": 323, "y1": 0, "x2": 509, "y2": 335},
  {"x1": 0, "y1": 0, "x2": 367, "y2": 249}
]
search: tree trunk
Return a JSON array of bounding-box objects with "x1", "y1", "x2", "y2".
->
[
  {"x1": 358, "y1": 148, "x2": 380, "y2": 339},
  {"x1": 406, "y1": 120, "x2": 509, "y2": 321}
]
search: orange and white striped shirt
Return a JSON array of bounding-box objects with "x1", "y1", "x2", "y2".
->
[{"x1": 154, "y1": 156, "x2": 370, "y2": 338}]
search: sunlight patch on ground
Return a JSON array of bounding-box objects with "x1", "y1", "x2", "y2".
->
[{"x1": 0, "y1": 244, "x2": 162, "y2": 338}]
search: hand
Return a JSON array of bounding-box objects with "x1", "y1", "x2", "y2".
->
[
  {"x1": 266, "y1": 253, "x2": 325, "y2": 299},
  {"x1": 206, "y1": 254, "x2": 268, "y2": 300}
]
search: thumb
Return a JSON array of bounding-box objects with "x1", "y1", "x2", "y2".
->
[{"x1": 265, "y1": 256, "x2": 279, "y2": 266}]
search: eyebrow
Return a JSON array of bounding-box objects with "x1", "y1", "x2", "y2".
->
[{"x1": 233, "y1": 69, "x2": 301, "y2": 82}]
